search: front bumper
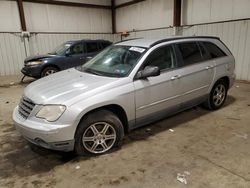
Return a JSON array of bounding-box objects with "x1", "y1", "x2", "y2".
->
[
  {"x1": 13, "y1": 107, "x2": 75, "y2": 152},
  {"x1": 21, "y1": 65, "x2": 43, "y2": 78}
]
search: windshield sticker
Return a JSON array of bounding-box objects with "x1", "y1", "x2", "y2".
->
[{"x1": 129, "y1": 47, "x2": 145, "y2": 53}]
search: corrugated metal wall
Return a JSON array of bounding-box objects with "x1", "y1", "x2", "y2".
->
[
  {"x1": 182, "y1": 0, "x2": 250, "y2": 25},
  {"x1": 0, "y1": 1, "x2": 21, "y2": 32},
  {"x1": 0, "y1": 33, "x2": 26, "y2": 76},
  {"x1": 116, "y1": 0, "x2": 173, "y2": 32},
  {"x1": 23, "y1": 2, "x2": 112, "y2": 33}
]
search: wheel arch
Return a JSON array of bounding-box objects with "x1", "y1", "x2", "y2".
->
[
  {"x1": 75, "y1": 104, "x2": 129, "y2": 138},
  {"x1": 216, "y1": 76, "x2": 230, "y2": 89}
]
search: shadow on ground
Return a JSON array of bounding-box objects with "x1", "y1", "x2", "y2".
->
[{"x1": 0, "y1": 96, "x2": 236, "y2": 179}]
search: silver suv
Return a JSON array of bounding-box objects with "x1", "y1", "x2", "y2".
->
[{"x1": 13, "y1": 36, "x2": 235, "y2": 155}]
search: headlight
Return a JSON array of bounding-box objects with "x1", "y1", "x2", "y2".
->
[
  {"x1": 36, "y1": 105, "x2": 66, "y2": 122},
  {"x1": 26, "y1": 61, "x2": 42, "y2": 66}
]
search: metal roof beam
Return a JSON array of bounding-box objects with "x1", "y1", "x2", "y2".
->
[
  {"x1": 115, "y1": 0, "x2": 146, "y2": 9},
  {"x1": 22, "y1": 0, "x2": 111, "y2": 9},
  {"x1": 17, "y1": 0, "x2": 27, "y2": 31}
]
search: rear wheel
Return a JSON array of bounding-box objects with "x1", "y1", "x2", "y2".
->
[
  {"x1": 204, "y1": 79, "x2": 228, "y2": 110},
  {"x1": 41, "y1": 66, "x2": 59, "y2": 77},
  {"x1": 74, "y1": 110, "x2": 124, "y2": 156}
]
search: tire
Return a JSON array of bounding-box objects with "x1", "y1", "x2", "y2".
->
[
  {"x1": 74, "y1": 110, "x2": 124, "y2": 156},
  {"x1": 203, "y1": 79, "x2": 228, "y2": 110},
  {"x1": 41, "y1": 66, "x2": 59, "y2": 77}
]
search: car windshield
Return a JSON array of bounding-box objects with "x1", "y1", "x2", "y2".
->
[
  {"x1": 77, "y1": 45, "x2": 146, "y2": 77},
  {"x1": 49, "y1": 43, "x2": 72, "y2": 55}
]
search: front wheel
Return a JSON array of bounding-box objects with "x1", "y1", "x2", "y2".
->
[
  {"x1": 203, "y1": 79, "x2": 228, "y2": 110},
  {"x1": 74, "y1": 110, "x2": 124, "y2": 156},
  {"x1": 41, "y1": 66, "x2": 59, "y2": 77}
]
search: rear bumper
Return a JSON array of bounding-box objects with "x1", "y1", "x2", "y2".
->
[
  {"x1": 13, "y1": 107, "x2": 75, "y2": 152},
  {"x1": 21, "y1": 65, "x2": 43, "y2": 78}
]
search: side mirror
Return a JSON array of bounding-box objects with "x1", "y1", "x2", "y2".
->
[{"x1": 136, "y1": 66, "x2": 160, "y2": 79}]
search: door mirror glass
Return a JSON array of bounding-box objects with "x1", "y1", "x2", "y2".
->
[{"x1": 136, "y1": 66, "x2": 160, "y2": 79}]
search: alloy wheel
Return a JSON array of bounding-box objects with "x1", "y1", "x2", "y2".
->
[
  {"x1": 45, "y1": 69, "x2": 56, "y2": 76},
  {"x1": 213, "y1": 84, "x2": 226, "y2": 106},
  {"x1": 82, "y1": 122, "x2": 116, "y2": 154}
]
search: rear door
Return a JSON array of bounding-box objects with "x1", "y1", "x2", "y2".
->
[
  {"x1": 85, "y1": 42, "x2": 100, "y2": 62},
  {"x1": 175, "y1": 41, "x2": 215, "y2": 107},
  {"x1": 134, "y1": 44, "x2": 183, "y2": 126}
]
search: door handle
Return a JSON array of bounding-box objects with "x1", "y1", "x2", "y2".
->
[
  {"x1": 86, "y1": 56, "x2": 92, "y2": 59},
  {"x1": 171, "y1": 75, "x2": 181, "y2": 80},
  {"x1": 205, "y1": 65, "x2": 214, "y2": 70}
]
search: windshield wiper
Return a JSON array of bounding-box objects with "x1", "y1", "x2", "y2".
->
[{"x1": 84, "y1": 69, "x2": 105, "y2": 76}]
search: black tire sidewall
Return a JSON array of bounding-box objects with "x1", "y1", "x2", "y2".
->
[
  {"x1": 209, "y1": 80, "x2": 228, "y2": 110},
  {"x1": 74, "y1": 110, "x2": 124, "y2": 156},
  {"x1": 41, "y1": 67, "x2": 58, "y2": 77}
]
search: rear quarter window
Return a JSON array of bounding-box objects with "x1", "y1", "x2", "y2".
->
[{"x1": 203, "y1": 42, "x2": 227, "y2": 59}]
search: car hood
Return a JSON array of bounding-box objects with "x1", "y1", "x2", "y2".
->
[
  {"x1": 24, "y1": 68, "x2": 121, "y2": 105},
  {"x1": 24, "y1": 54, "x2": 55, "y2": 63}
]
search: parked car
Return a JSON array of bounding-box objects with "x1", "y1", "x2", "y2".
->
[
  {"x1": 13, "y1": 36, "x2": 235, "y2": 155},
  {"x1": 21, "y1": 39, "x2": 112, "y2": 78}
]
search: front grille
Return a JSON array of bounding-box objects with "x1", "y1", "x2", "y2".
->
[{"x1": 18, "y1": 96, "x2": 35, "y2": 119}]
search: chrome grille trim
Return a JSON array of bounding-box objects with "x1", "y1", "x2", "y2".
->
[{"x1": 18, "y1": 96, "x2": 35, "y2": 119}]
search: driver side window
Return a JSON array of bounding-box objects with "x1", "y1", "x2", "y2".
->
[
  {"x1": 70, "y1": 43, "x2": 84, "y2": 55},
  {"x1": 143, "y1": 45, "x2": 176, "y2": 71}
]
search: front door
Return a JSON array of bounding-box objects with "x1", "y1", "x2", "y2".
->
[{"x1": 133, "y1": 45, "x2": 183, "y2": 127}]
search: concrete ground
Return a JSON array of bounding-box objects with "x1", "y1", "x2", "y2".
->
[{"x1": 0, "y1": 76, "x2": 250, "y2": 188}]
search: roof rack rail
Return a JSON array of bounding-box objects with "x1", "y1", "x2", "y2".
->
[
  {"x1": 115, "y1": 37, "x2": 143, "y2": 44},
  {"x1": 150, "y1": 36, "x2": 220, "y2": 48}
]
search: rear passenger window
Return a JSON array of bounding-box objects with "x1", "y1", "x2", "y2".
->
[
  {"x1": 143, "y1": 45, "x2": 176, "y2": 71},
  {"x1": 203, "y1": 42, "x2": 226, "y2": 59},
  {"x1": 101, "y1": 42, "x2": 111, "y2": 49},
  {"x1": 198, "y1": 43, "x2": 210, "y2": 60},
  {"x1": 86, "y1": 42, "x2": 99, "y2": 53},
  {"x1": 177, "y1": 42, "x2": 203, "y2": 66}
]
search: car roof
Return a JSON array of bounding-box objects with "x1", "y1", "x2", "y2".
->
[
  {"x1": 67, "y1": 39, "x2": 111, "y2": 44},
  {"x1": 115, "y1": 36, "x2": 219, "y2": 48}
]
